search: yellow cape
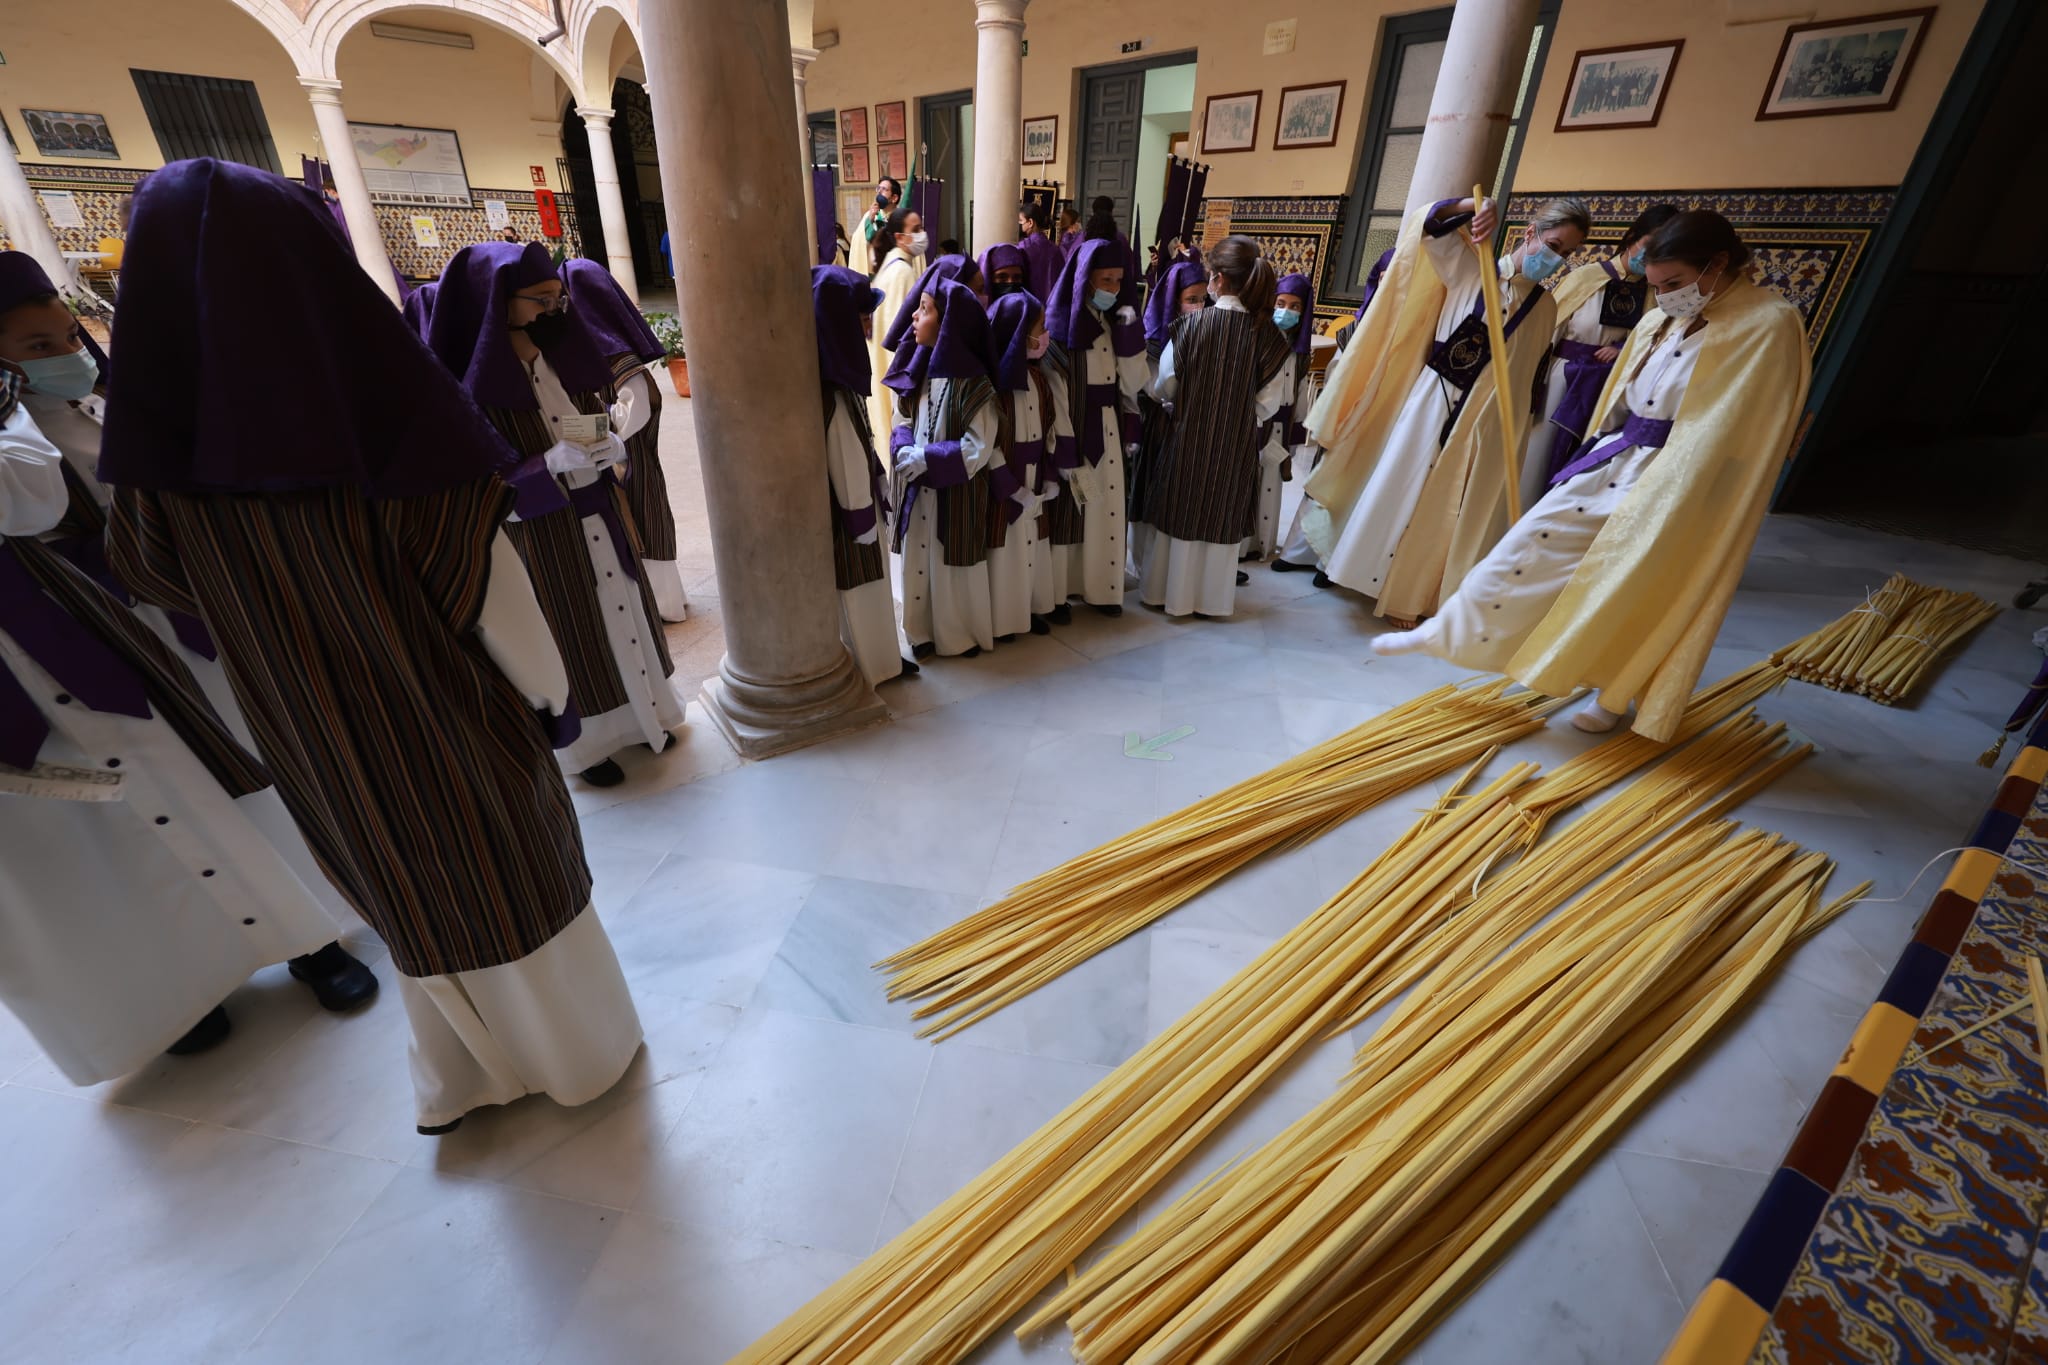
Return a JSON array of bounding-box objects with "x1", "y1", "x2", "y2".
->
[
  {"x1": 1300, "y1": 203, "x2": 1444, "y2": 559},
  {"x1": 1543, "y1": 259, "x2": 1615, "y2": 334},
  {"x1": 1509, "y1": 277, "x2": 1812, "y2": 740},
  {"x1": 1376, "y1": 268, "x2": 1555, "y2": 621}
]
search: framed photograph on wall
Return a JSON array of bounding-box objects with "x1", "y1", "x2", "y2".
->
[
  {"x1": 1554, "y1": 41, "x2": 1685, "y2": 132},
  {"x1": 875, "y1": 100, "x2": 908, "y2": 143},
  {"x1": 21, "y1": 109, "x2": 118, "y2": 160},
  {"x1": 841, "y1": 144, "x2": 872, "y2": 185},
  {"x1": 839, "y1": 106, "x2": 868, "y2": 148},
  {"x1": 1758, "y1": 8, "x2": 1934, "y2": 120},
  {"x1": 1201, "y1": 90, "x2": 1262, "y2": 155},
  {"x1": 878, "y1": 141, "x2": 909, "y2": 182},
  {"x1": 1022, "y1": 115, "x2": 1057, "y2": 166},
  {"x1": 1272, "y1": 81, "x2": 1347, "y2": 150}
]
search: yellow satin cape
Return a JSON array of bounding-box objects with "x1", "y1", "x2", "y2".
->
[
  {"x1": 1376, "y1": 270, "x2": 1555, "y2": 621},
  {"x1": 1508, "y1": 276, "x2": 1812, "y2": 741},
  {"x1": 1299, "y1": 203, "x2": 1444, "y2": 559},
  {"x1": 1543, "y1": 259, "x2": 1615, "y2": 334}
]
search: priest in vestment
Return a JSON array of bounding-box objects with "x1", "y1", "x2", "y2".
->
[{"x1": 100, "y1": 160, "x2": 642, "y2": 1133}]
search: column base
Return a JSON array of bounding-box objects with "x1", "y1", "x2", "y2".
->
[{"x1": 698, "y1": 652, "x2": 889, "y2": 759}]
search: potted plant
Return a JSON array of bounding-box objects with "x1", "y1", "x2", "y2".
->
[{"x1": 645, "y1": 311, "x2": 689, "y2": 396}]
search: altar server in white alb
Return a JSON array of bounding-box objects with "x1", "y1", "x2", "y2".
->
[
  {"x1": 427, "y1": 240, "x2": 684, "y2": 788},
  {"x1": 811, "y1": 264, "x2": 909, "y2": 686},
  {"x1": 1305, "y1": 195, "x2": 1588, "y2": 626},
  {"x1": 1044, "y1": 236, "x2": 1150, "y2": 615},
  {"x1": 1374, "y1": 211, "x2": 1812, "y2": 740},
  {"x1": 0, "y1": 385, "x2": 370, "y2": 1080},
  {"x1": 887, "y1": 276, "x2": 1002, "y2": 658},
  {"x1": 100, "y1": 160, "x2": 643, "y2": 1133}
]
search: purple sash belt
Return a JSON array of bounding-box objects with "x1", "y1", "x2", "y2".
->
[
  {"x1": 1001, "y1": 435, "x2": 1043, "y2": 523},
  {"x1": 1544, "y1": 340, "x2": 1618, "y2": 466},
  {"x1": 0, "y1": 542, "x2": 154, "y2": 770},
  {"x1": 566, "y1": 476, "x2": 639, "y2": 582},
  {"x1": 1548, "y1": 412, "x2": 1674, "y2": 488},
  {"x1": 1078, "y1": 383, "x2": 1120, "y2": 466}
]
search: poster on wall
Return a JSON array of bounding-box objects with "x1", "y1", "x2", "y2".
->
[
  {"x1": 1757, "y1": 8, "x2": 1934, "y2": 121},
  {"x1": 21, "y1": 110, "x2": 118, "y2": 160},
  {"x1": 1555, "y1": 41, "x2": 1684, "y2": 131},
  {"x1": 841, "y1": 145, "x2": 872, "y2": 184},
  {"x1": 37, "y1": 190, "x2": 85, "y2": 229},
  {"x1": 483, "y1": 198, "x2": 510, "y2": 230},
  {"x1": 878, "y1": 142, "x2": 909, "y2": 182},
  {"x1": 346, "y1": 122, "x2": 473, "y2": 207},
  {"x1": 409, "y1": 215, "x2": 441, "y2": 249},
  {"x1": 839, "y1": 107, "x2": 868, "y2": 148},
  {"x1": 875, "y1": 101, "x2": 907, "y2": 143}
]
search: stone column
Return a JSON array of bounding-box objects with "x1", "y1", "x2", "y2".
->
[
  {"x1": 792, "y1": 46, "x2": 821, "y2": 261},
  {"x1": 1403, "y1": 0, "x2": 1542, "y2": 214},
  {"x1": 575, "y1": 106, "x2": 641, "y2": 301},
  {"x1": 642, "y1": 0, "x2": 888, "y2": 758},
  {"x1": 0, "y1": 125, "x2": 77, "y2": 294},
  {"x1": 970, "y1": 0, "x2": 1029, "y2": 257},
  {"x1": 301, "y1": 78, "x2": 400, "y2": 305}
]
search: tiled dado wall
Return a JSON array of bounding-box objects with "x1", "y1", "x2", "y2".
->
[
  {"x1": 1202, "y1": 187, "x2": 1898, "y2": 355},
  {"x1": 3, "y1": 162, "x2": 583, "y2": 285}
]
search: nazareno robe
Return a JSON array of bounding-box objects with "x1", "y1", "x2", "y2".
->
[{"x1": 824, "y1": 384, "x2": 902, "y2": 685}]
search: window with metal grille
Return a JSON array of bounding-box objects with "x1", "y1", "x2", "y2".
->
[
  {"x1": 1332, "y1": 6, "x2": 1557, "y2": 304},
  {"x1": 130, "y1": 69, "x2": 282, "y2": 173}
]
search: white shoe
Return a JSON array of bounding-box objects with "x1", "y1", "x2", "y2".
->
[
  {"x1": 1570, "y1": 700, "x2": 1628, "y2": 733},
  {"x1": 1370, "y1": 628, "x2": 1429, "y2": 657}
]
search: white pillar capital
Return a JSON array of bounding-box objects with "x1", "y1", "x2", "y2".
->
[
  {"x1": 575, "y1": 105, "x2": 616, "y2": 128},
  {"x1": 298, "y1": 76, "x2": 345, "y2": 108},
  {"x1": 973, "y1": 0, "x2": 1030, "y2": 33},
  {"x1": 791, "y1": 45, "x2": 821, "y2": 79}
]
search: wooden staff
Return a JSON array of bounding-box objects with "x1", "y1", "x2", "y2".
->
[{"x1": 1463, "y1": 184, "x2": 1524, "y2": 524}]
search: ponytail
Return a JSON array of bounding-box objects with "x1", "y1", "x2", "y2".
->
[
  {"x1": 1240, "y1": 258, "x2": 1278, "y2": 318},
  {"x1": 1208, "y1": 234, "x2": 1278, "y2": 316}
]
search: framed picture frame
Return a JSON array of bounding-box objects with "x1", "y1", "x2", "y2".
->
[
  {"x1": 839, "y1": 106, "x2": 868, "y2": 148},
  {"x1": 841, "y1": 144, "x2": 872, "y2": 185},
  {"x1": 1201, "y1": 90, "x2": 1262, "y2": 155},
  {"x1": 875, "y1": 100, "x2": 908, "y2": 144},
  {"x1": 1272, "y1": 81, "x2": 1347, "y2": 151},
  {"x1": 1757, "y1": 8, "x2": 1935, "y2": 121},
  {"x1": 1022, "y1": 115, "x2": 1057, "y2": 166},
  {"x1": 878, "y1": 141, "x2": 909, "y2": 182},
  {"x1": 20, "y1": 109, "x2": 118, "y2": 160},
  {"x1": 1554, "y1": 41, "x2": 1685, "y2": 132}
]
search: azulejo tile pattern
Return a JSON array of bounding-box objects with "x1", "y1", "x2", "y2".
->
[{"x1": 1661, "y1": 706, "x2": 2048, "y2": 1365}]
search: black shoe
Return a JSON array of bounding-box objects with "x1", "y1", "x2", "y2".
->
[
  {"x1": 1048, "y1": 604, "x2": 1073, "y2": 625},
  {"x1": 287, "y1": 942, "x2": 380, "y2": 1012},
  {"x1": 417, "y1": 1117, "x2": 464, "y2": 1136},
  {"x1": 1235, "y1": 571, "x2": 1250, "y2": 586},
  {"x1": 1271, "y1": 559, "x2": 1317, "y2": 574},
  {"x1": 1030, "y1": 615, "x2": 1052, "y2": 636},
  {"x1": 1239, "y1": 552, "x2": 1259, "y2": 563},
  {"x1": 995, "y1": 633, "x2": 1017, "y2": 644},
  {"x1": 166, "y1": 1004, "x2": 231, "y2": 1056},
  {"x1": 579, "y1": 758, "x2": 626, "y2": 787},
  {"x1": 1312, "y1": 571, "x2": 1333, "y2": 589},
  {"x1": 897, "y1": 655, "x2": 921, "y2": 675},
  {"x1": 912, "y1": 641, "x2": 937, "y2": 659},
  {"x1": 1092, "y1": 603, "x2": 1122, "y2": 618},
  {"x1": 959, "y1": 646, "x2": 982, "y2": 658}
]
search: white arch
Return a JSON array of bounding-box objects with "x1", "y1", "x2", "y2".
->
[
  {"x1": 572, "y1": 0, "x2": 640, "y2": 107},
  {"x1": 300, "y1": 0, "x2": 583, "y2": 90}
]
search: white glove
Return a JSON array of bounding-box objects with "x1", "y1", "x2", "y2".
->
[
  {"x1": 542, "y1": 440, "x2": 594, "y2": 475},
  {"x1": 1259, "y1": 434, "x2": 1289, "y2": 469},
  {"x1": 587, "y1": 433, "x2": 629, "y2": 471},
  {"x1": 1114, "y1": 305, "x2": 1137, "y2": 326},
  {"x1": 895, "y1": 444, "x2": 928, "y2": 481},
  {"x1": 607, "y1": 388, "x2": 636, "y2": 438}
]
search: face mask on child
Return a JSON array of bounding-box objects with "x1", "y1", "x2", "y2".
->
[
  {"x1": 1626, "y1": 248, "x2": 1647, "y2": 275},
  {"x1": 1272, "y1": 308, "x2": 1301, "y2": 330},
  {"x1": 17, "y1": 348, "x2": 99, "y2": 400},
  {"x1": 1655, "y1": 264, "x2": 1722, "y2": 320},
  {"x1": 1026, "y1": 333, "x2": 1050, "y2": 360},
  {"x1": 1520, "y1": 243, "x2": 1564, "y2": 283},
  {"x1": 1090, "y1": 288, "x2": 1118, "y2": 313}
]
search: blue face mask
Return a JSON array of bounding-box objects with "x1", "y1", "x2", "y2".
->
[
  {"x1": 1626, "y1": 249, "x2": 1647, "y2": 275},
  {"x1": 1090, "y1": 288, "x2": 1119, "y2": 313},
  {"x1": 1273, "y1": 308, "x2": 1302, "y2": 330},
  {"x1": 1520, "y1": 244, "x2": 1564, "y2": 283},
  {"x1": 18, "y1": 348, "x2": 99, "y2": 401}
]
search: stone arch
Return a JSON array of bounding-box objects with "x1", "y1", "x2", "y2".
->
[
  {"x1": 572, "y1": 0, "x2": 640, "y2": 105},
  {"x1": 302, "y1": 0, "x2": 581, "y2": 90}
]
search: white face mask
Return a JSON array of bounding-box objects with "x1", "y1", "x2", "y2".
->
[
  {"x1": 1656, "y1": 264, "x2": 1722, "y2": 320},
  {"x1": 909, "y1": 231, "x2": 929, "y2": 255}
]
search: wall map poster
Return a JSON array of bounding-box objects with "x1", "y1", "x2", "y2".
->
[{"x1": 347, "y1": 122, "x2": 473, "y2": 207}]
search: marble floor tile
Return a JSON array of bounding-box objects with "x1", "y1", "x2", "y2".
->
[
  {"x1": 962, "y1": 929, "x2": 1154, "y2": 1068},
  {"x1": 0, "y1": 1123, "x2": 400, "y2": 1365},
  {"x1": 650, "y1": 762, "x2": 872, "y2": 873},
  {"x1": 582, "y1": 838, "x2": 667, "y2": 917},
  {"x1": 604, "y1": 853, "x2": 817, "y2": 1006},
  {"x1": 1615, "y1": 1150, "x2": 1772, "y2": 1306},
  {"x1": 640, "y1": 1007, "x2": 931, "y2": 1256},
  {"x1": 1007, "y1": 727, "x2": 1161, "y2": 819},
  {"x1": 749, "y1": 876, "x2": 977, "y2": 1035},
  {"x1": 540, "y1": 1217, "x2": 858, "y2": 1365},
  {"x1": 1028, "y1": 668, "x2": 1165, "y2": 738},
  {"x1": 1611, "y1": 1025, "x2": 1811, "y2": 1174},
  {"x1": 242, "y1": 1166, "x2": 617, "y2": 1365},
  {"x1": 825, "y1": 769, "x2": 1020, "y2": 896},
  {"x1": 567, "y1": 699, "x2": 744, "y2": 818}
]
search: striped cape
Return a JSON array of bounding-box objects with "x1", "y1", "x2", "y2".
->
[
  {"x1": 606, "y1": 351, "x2": 678, "y2": 561},
  {"x1": 824, "y1": 385, "x2": 887, "y2": 592},
  {"x1": 105, "y1": 479, "x2": 593, "y2": 978},
  {"x1": 894, "y1": 375, "x2": 1000, "y2": 569},
  {"x1": 1146, "y1": 306, "x2": 1293, "y2": 545}
]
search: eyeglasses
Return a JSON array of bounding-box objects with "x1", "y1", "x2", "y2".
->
[{"x1": 515, "y1": 293, "x2": 571, "y2": 316}]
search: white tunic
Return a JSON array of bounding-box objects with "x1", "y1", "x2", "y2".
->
[
  {"x1": 1243, "y1": 352, "x2": 1313, "y2": 560},
  {"x1": 825, "y1": 392, "x2": 903, "y2": 686},
  {"x1": 1521, "y1": 277, "x2": 1631, "y2": 515},
  {"x1": 0, "y1": 416, "x2": 344, "y2": 1084},
  {"x1": 613, "y1": 370, "x2": 689, "y2": 624},
  {"x1": 988, "y1": 379, "x2": 1045, "y2": 639},
  {"x1": 1322, "y1": 231, "x2": 1509, "y2": 600},
  {"x1": 525, "y1": 355, "x2": 687, "y2": 772},
  {"x1": 897, "y1": 377, "x2": 1000, "y2": 656},
  {"x1": 1054, "y1": 313, "x2": 1148, "y2": 607},
  {"x1": 1410, "y1": 317, "x2": 1704, "y2": 672},
  {"x1": 867, "y1": 249, "x2": 920, "y2": 441},
  {"x1": 1141, "y1": 296, "x2": 1291, "y2": 618}
]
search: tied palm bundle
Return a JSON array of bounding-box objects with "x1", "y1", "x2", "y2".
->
[
  {"x1": 1041, "y1": 822, "x2": 1862, "y2": 1365},
  {"x1": 883, "y1": 662, "x2": 1788, "y2": 1042},
  {"x1": 1772, "y1": 573, "x2": 1996, "y2": 704},
  {"x1": 879, "y1": 680, "x2": 1560, "y2": 1040},
  {"x1": 730, "y1": 685, "x2": 1802, "y2": 1365}
]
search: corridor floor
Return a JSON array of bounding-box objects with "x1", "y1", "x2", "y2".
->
[{"x1": 1, "y1": 427, "x2": 2040, "y2": 1361}]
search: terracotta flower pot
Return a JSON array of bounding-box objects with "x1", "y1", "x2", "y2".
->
[{"x1": 666, "y1": 355, "x2": 691, "y2": 397}]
